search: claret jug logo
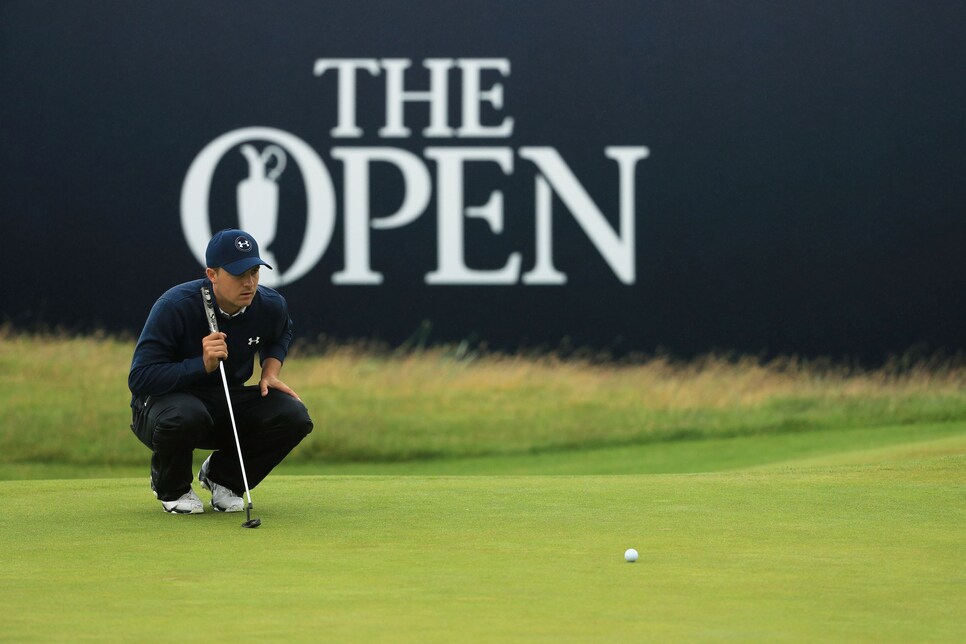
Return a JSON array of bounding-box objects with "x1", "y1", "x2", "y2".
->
[
  {"x1": 181, "y1": 128, "x2": 336, "y2": 288},
  {"x1": 181, "y1": 58, "x2": 649, "y2": 288}
]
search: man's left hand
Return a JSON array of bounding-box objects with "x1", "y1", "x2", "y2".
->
[
  {"x1": 259, "y1": 357, "x2": 301, "y2": 400},
  {"x1": 259, "y1": 374, "x2": 301, "y2": 400}
]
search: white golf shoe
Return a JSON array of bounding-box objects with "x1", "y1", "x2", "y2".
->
[
  {"x1": 198, "y1": 456, "x2": 245, "y2": 513},
  {"x1": 159, "y1": 488, "x2": 205, "y2": 515}
]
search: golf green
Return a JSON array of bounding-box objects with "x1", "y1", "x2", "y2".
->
[{"x1": 1, "y1": 452, "x2": 963, "y2": 641}]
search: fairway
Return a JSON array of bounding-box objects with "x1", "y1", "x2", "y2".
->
[{"x1": 2, "y1": 448, "x2": 964, "y2": 641}]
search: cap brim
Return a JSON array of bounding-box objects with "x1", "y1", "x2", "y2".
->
[{"x1": 221, "y1": 257, "x2": 273, "y2": 276}]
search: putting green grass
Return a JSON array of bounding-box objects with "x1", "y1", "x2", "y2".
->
[{"x1": 1, "y1": 443, "x2": 964, "y2": 641}]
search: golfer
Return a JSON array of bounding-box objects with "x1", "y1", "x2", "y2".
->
[{"x1": 128, "y1": 229, "x2": 313, "y2": 514}]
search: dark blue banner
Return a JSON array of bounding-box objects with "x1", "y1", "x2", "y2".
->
[{"x1": 2, "y1": 1, "x2": 965, "y2": 361}]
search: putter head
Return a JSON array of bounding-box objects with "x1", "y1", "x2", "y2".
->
[{"x1": 242, "y1": 502, "x2": 261, "y2": 528}]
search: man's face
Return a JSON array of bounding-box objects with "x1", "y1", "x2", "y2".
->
[{"x1": 207, "y1": 266, "x2": 259, "y2": 314}]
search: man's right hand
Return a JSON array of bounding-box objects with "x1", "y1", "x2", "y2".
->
[{"x1": 203, "y1": 332, "x2": 228, "y2": 373}]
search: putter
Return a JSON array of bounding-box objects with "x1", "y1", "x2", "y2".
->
[{"x1": 201, "y1": 286, "x2": 262, "y2": 528}]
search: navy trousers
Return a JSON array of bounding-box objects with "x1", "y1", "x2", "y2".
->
[{"x1": 131, "y1": 386, "x2": 313, "y2": 501}]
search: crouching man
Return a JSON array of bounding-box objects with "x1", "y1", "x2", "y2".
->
[{"x1": 129, "y1": 229, "x2": 313, "y2": 514}]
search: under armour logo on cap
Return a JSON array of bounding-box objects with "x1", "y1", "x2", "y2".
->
[{"x1": 205, "y1": 229, "x2": 273, "y2": 276}]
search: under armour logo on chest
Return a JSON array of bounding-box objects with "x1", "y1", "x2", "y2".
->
[{"x1": 248, "y1": 337, "x2": 260, "y2": 345}]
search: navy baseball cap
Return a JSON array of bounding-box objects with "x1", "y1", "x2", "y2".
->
[{"x1": 205, "y1": 229, "x2": 273, "y2": 275}]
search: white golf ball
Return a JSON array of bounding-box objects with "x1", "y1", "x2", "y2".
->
[{"x1": 624, "y1": 548, "x2": 638, "y2": 562}]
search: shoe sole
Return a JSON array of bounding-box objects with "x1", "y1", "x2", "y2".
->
[{"x1": 162, "y1": 505, "x2": 204, "y2": 515}]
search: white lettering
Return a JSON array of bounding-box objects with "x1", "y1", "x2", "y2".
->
[
  {"x1": 519, "y1": 146, "x2": 649, "y2": 285},
  {"x1": 424, "y1": 147, "x2": 520, "y2": 284},
  {"x1": 331, "y1": 147, "x2": 432, "y2": 284},
  {"x1": 313, "y1": 58, "x2": 381, "y2": 138},
  {"x1": 184, "y1": 59, "x2": 649, "y2": 288},
  {"x1": 379, "y1": 58, "x2": 455, "y2": 138},
  {"x1": 456, "y1": 58, "x2": 514, "y2": 138},
  {"x1": 524, "y1": 175, "x2": 567, "y2": 284}
]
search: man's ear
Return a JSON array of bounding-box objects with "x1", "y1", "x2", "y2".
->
[{"x1": 205, "y1": 267, "x2": 218, "y2": 282}]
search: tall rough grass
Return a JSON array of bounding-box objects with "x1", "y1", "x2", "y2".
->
[
  {"x1": 289, "y1": 344, "x2": 966, "y2": 461},
  {"x1": 2, "y1": 328, "x2": 966, "y2": 466}
]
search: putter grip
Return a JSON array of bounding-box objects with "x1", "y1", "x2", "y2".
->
[{"x1": 201, "y1": 286, "x2": 220, "y2": 334}]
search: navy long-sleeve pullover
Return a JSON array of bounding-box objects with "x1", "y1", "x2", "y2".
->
[{"x1": 128, "y1": 278, "x2": 294, "y2": 399}]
